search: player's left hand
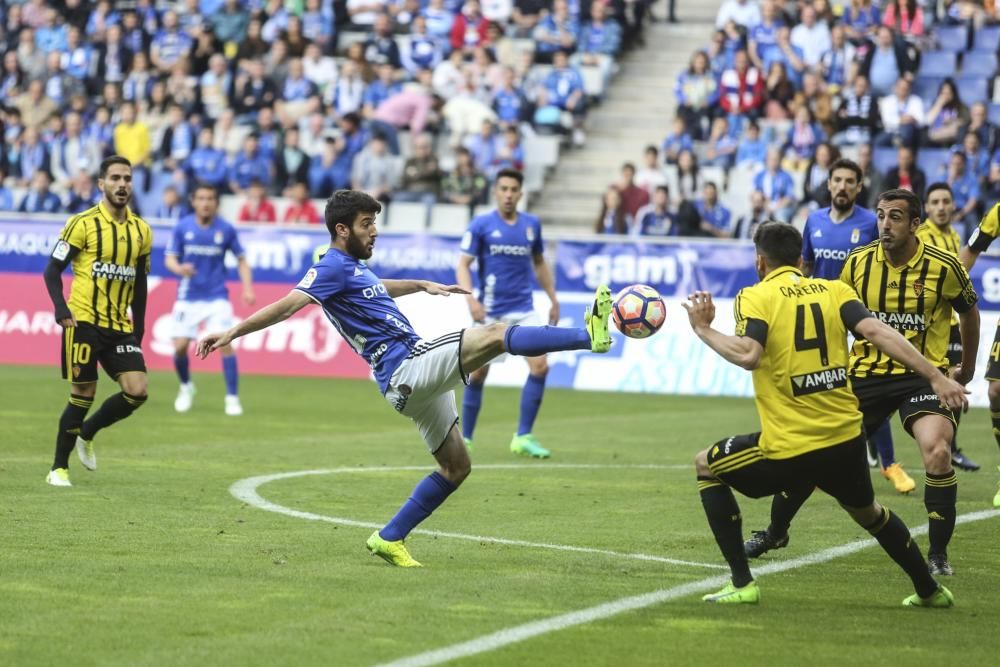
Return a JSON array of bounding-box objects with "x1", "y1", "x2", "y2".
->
[
  {"x1": 243, "y1": 288, "x2": 256, "y2": 306},
  {"x1": 423, "y1": 282, "x2": 470, "y2": 296},
  {"x1": 548, "y1": 302, "x2": 560, "y2": 325},
  {"x1": 682, "y1": 291, "x2": 716, "y2": 330},
  {"x1": 197, "y1": 331, "x2": 232, "y2": 359}
]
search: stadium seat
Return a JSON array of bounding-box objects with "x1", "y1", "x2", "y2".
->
[
  {"x1": 913, "y1": 75, "x2": 945, "y2": 106},
  {"x1": 524, "y1": 161, "x2": 545, "y2": 194},
  {"x1": 955, "y1": 75, "x2": 990, "y2": 105},
  {"x1": 961, "y1": 52, "x2": 999, "y2": 78},
  {"x1": 974, "y1": 25, "x2": 1000, "y2": 52},
  {"x1": 917, "y1": 148, "x2": 951, "y2": 181},
  {"x1": 385, "y1": 201, "x2": 428, "y2": 232},
  {"x1": 989, "y1": 103, "x2": 1000, "y2": 126},
  {"x1": 918, "y1": 51, "x2": 958, "y2": 77},
  {"x1": 700, "y1": 166, "x2": 726, "y2": 190},
  {"x1": 580, "y1": 65, "x2": 605, "y2": 97},
  {"x1": 427, "y1": 203, "x2": 472, "y2": 234},
  {"x1": 934, "y1": 25, "x2": 970, "y2": 53},
  {"x1": 523, "y1": 134, "x2": 560, "y2": 168},
  {"x1": 872, "y1": 147, "x2": 898, "y2": 175},
  {"x1": 219, "y1": 195, "x2": 242, "y2": 222}
]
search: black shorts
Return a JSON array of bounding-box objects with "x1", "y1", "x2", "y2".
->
[
  {"x1": 707, "y1": 432, "x2": 874, "y2": 509},
  {"x1": 61, "y1": 322, "x2": 146, "y2": 383},
  {"x1": 946, "y1": 322, "x2": 962, "y2": 367},
  {"x1": 851, "y1": 374, "x2": 955, "y2": 435},
  {"x1": 986, "y1": 320, "x2": 1000, "y2": 381}
]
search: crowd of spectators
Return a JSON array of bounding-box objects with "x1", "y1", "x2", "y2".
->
[
  {"x1": 0, "y1": 0, "x2": 652, "y2": 221},
  {"x1": 599, "y1": 0, "x2": 1000, "y2": 239}
]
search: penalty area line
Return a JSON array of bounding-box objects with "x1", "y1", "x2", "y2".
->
[
  {"x1": 376, "y1": 509, "x2": 1000, "y2": 667},
  {"x1": 229, "y1": 464, "x2": 726, "y2": 571}
]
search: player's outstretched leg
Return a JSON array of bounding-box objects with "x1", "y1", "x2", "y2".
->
[
  {"x1": 511, "y1": 356, "x2": 550, "y2": 459},
  {"x1": 46, "y1": 388, "x2": 96, "y2": 486},
  {"x1": 695, "y1": 449, "x2": 759, "y2": 604},
  {"x1": 367, "y1": 426, "x2": 470, "y2": 567},
  {"x1": 841, "y1": 501, "x2": 951, "y2": 608},
  {"x1": 221, "y1": 347, "x2": 242, "y2": 416},
  {"x1": 78, "y1": 372, "x2": 148, "y2": 455},
  {"x1": 461, "y1": 366, "x2": 489, "y2": 450},
  {"x1": 173, "y1": 338, "x2": 196, "y2": 413}
]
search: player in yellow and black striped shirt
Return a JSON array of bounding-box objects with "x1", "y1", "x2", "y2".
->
[
  {"x1": 916, "y1": 183, "x2": 980, "y2": 473},
  {"x1": 959, "y1": 199, "x2": 1000, "y2": 507},
  {"x1": 41, "y1": 156, "x2": 152, "y2": 487},
  {"x1": 749, "y1": 189, "x2": 980, "y2": 577},
  {"x1": 684, "y1": 221, "x2": 962, "y2": 607}
]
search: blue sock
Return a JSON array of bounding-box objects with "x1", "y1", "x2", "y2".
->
[
  {"x1": 517, "y1": 373, "x2": 547, "y2": 436},
  {"x1": 174, "y1": 354, "x2": 191, "y2": 384},
  {"x1": 872, "y1": 420, "x2": 895, "y2": 466},
  {"x1": 222, "y1": 355, "x2": 239, "y2": 396},
  {"x1": 504, "y1": 325, "x2": 590, "y2": 357},
  {"x1": 380, "y1": 471, "x2": 457, "y2": 542},
  {"x1": 461, "y1": 382, "x2": 485, "y2": 439}
]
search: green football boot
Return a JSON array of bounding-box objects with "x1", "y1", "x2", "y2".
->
[
  {"x1": 585, "y1": 285, "x2": 613, "y2": 353},
  {"x1": 510, "y1": 433, "x2": 551, "y2": 458},
  {"x1": 702, "y1": 581, "x2": 760, "y2": 604}
]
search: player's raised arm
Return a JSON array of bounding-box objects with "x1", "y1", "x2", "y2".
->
[
  {"x1": 197, "y1": 290, "x2": 312, "y2": 358},
  {"x1": 683, "y1": 290, "x2": 763, "y2": 371}
]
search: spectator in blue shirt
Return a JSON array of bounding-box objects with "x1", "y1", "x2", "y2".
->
[
  {"x1": 762, "y1": 26, "x2": 805, "y2": 89},
  {"x1": 151, "y1": 11, "x2": 193, "y2": 74},
  {"x1": 661, "y1": 117, "x2": 695, "y2": 165},
  {"x1": 635, "y1": 186, "x2": 677, "y2": 236},
  {"x1": 18, "y1": 171, "x2": 62, "y2": 214},
  {"x1": 335, "y1": 112, "x2": 369, "y2": 172},
  {"x1": 954, "y1": 132, "x2": 990, "y2": 182},
  {"x1": 160, "y1": 103, "x2": 195, "y2": 171},
  {"x1": 300, "y1": 0, "x2": 333, "y2": 52},
  {"x1": 422, "y1": 0, "x2": 455, "y2": 43},
  {"x1": 65, "y1": 171, "x2": 102, "y2": 213},
  {"x1": 465, "y1": 119, "x2": 500, "y2": 175},
  {"x1": 228, "y1": 133, "x2": 273, "y2": 195},
  {"x1": 186, "y1": 127, "x2": 229, "y2": 190},
  {"x1": 704, "y1": 117, "x2": 739, "y2": 170},
  {"x1": 753, "y1": 147, "x2": 796, "y2": 222},
  {"x1": 36, "y1": 9, "x2": 69, "y2": 54},
  {"x1": 492, "y1": 67, "x2": 528, "y2": 129},
  {"x1": 15, "y1": 127, "x2": 50, "y2": 186},
  {"x1": 748, "y1": 0, "x2": 783, "y2": 70},
  {"x1": 0, "y1": 170, "x2": 13, "y2": 211},
  {"x1": 543, "y1": 49, "x2": 588, "y2": 146},
  {"x1": 947, "y1": 151, "x2": 980, "y2": 234},
  {"x1": 695, "y1": 182, "x2": 733, "y2": 237},
  {"x1": 309, "y1": 137, "x2": 353, "y2": 197},
  {"x1": 736, "y1": 120, "x2": 769, "y2": 169},
  {"x1": 212, "y1": 0, "x2": 251, "y2": 46},
  {"x1": 572, "y1": 1, "x2": 622, "y2": 89},
  {"x1": 533, "y1": 0, "x2": 579, "y2": 63},
  {"x1": 402, "y1": 16, "x2": 444, "y2": 75}
]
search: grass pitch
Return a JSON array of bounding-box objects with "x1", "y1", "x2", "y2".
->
[{"x1": 2, "y1": 365, "x2": 999, "y2": 666}]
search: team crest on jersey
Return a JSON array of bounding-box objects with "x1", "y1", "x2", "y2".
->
[
  {"x1": 913, "y1": 281, "x2": 924, "y2": 296},
  {"x1": 298, "y1": 268, "x2": 317, "y2": 288},
  {"x1": 215, "y1": 231, "x2": 224, "y2": 244},
  {"x1": 850, "y1": 228, "x2": 861, "y2": 244},
  {"x1": 185, "y1": 231, "x2": 195, "y2": 240},
  {"x1": 526, "y1": 227, "x2": 535, "y2": 242}
]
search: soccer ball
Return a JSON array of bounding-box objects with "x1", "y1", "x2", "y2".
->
[{"x1": 612, "y1": 284, "x2": 666, "y2": 339}]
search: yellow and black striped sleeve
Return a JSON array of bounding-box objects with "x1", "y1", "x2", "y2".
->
[
  {"x1": 969, "y1": 204, "x2": 1000, "y2": 252},
  {"x1": 831, "y1": 281, "x2": 873, "y2": 333},
  {"x1": 925, "y1": 245, "x2": 978, "y2": 313},
  {"x1": 734, "y1": 287, "x2": 769, "y2": 346},
  {"x1": 61, "y1": 212, "x2": 89, "y2": 250}
]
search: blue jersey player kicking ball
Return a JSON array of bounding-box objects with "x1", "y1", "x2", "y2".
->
[
  {"x1": 165, "y1": 184, "x2": 255, "y2": 416},
  {"x1": 197, "y1": 190, "x2": 614, "y2": 567},
  {"x1": 456, "y1": 169, "x2": 559, "y2": 458}
]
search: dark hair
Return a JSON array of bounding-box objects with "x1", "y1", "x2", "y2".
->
[
  {"x1": 595, "y1": 186, "x2": 628, "y2": 234},
  {"x1": 622, "y1": 162, "x2": 636, "y2": 173},
  {"x1": 753, "y1": 221, "x2": 802, "y2": 268},
  {"x1": 191, "y1": 182, "x2": 219, "y2": 197},
  {"x1": 877, "y1": 188, "x2": 922, "y2": 221},
  {"x1": 645, "y1": 144, "x2": 658, "y2": 155},
  {"x1": 99, "y1": 155, "x2": 132, "y2": 178},
  {"x1": 495, "y1": 168, "x2": 523, "y2": 185},
  {"x1": 655, "y1": 185, "x2": 670, "y2": 196},
  {"x1": 704, "y1": 181, "x2": 718, "y2": 195},
  {"x1": 925, "y1": 182, "x2": 953, "y2": 200},
  {"x1": 324, "y1": 190, "x2": 382, "y2": 236},
  {"x1": 828, "y1": 157, "x2": 863, "y2": 183}
]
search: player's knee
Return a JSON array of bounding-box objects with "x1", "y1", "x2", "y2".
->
[
  {"x1": 485, "y1": 323, "x2": 507, "y2": 353},
  {"x1": 469, "y1": 366, "x2": 489, "y2": 385},
  {"x1": 443, "y1": 459, "x2": 471, "y2": 485},
  {"x1": 924, "y1": 439, "x2": 952, "y2": 472},
  {"x1": 528, "y1": 357, "x2": 549, "y2": 376},
  {"x1": 120, "y1": 376, "x2": 149, "y2": 399},
  {"x1": 694, "y1": 449, "x2": 712, "y2": 476},
  {"x1": 173, "y1": 339, "x2": 190, "y2": 356},
  {"x1": 989, "y1": 381, "x2": 1000, "y2": 409}
]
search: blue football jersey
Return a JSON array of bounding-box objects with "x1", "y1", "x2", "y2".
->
[
  {"x1": 801, "y1": 206, "x2": 879, "y2": 280},
  {"x1": 460, "y1": 211, "x2": 544, "y2": 317},
  {"x1": 295, "y1": 248, "x2": 421, "y2": 393},
  {"x1": 166, "y1": 215, "x2": 244, "y2": 301}
]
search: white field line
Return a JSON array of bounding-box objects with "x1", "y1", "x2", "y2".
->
[
  {"x1": 376, "y1": 509, "x2": 1000, "y2": 667},
  {"x1": 229, "y1": 464, "x2": 726, "y2": 570}
]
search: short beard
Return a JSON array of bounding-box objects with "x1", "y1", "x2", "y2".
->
[
  {"x1": 831, "y1": 195, "x2": 854, "y2": 214},
  {"x1": 346, "y1": 231, "x2": 371, "y2": 260}
]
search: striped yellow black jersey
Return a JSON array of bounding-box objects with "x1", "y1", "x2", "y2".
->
[
  {"x1": 840, "y1": 239, "x2": 977, "y2": 376},
  {"x1": 56, "y1": 202, "x2": 152, "y2": 332},
  {"x1": 916, "y1": 220, "x2": 962, "y2": 325},
  {"x1": 969, "y1": 203, "x2": 1000, "y2": 252},
  {"x1": 734, "y1": 266, "x2": 865, "y2": 459}
]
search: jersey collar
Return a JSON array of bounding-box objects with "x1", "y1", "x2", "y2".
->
[
  {"x1": 97, "y1": 200, "x2": 134, "y2": 225},
  {"x1": 875, "y1": 236, "x2": 925, "y2": 269},
  {"x1": 763, "y1": 266, "x2": 802, "y2": 282}
]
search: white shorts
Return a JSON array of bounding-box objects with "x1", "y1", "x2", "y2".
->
[
  {"x1": 384, "y1": 331, "x2": 469, "y2": 452},
  {"x1": 170, "y1": 299, "x2": 236, "y2": 340},
  {"x1": 476, "y1": 310, "x2": 541, "y2": 363}
]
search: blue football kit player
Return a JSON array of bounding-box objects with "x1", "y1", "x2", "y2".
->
[
  {"x1": 197, "y1": 190, "x2": 615, "y2": 567},
  {"x1": 165, "y1": 185, "x2": 255, "y2": 416},
  {"x1": 456, "y1": 169, "x2": 559, "y2": 458}
]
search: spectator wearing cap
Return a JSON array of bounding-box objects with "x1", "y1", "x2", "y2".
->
[
  {"x1": 185, "y1": 127, "x2": 229, "y2": 190},
  {"x1": 309, "y1": 138, "x2": 353, "y2": 196},
  {"x1": 275, "y1": 126, "x2": 311, "y2": 196},
  {"x1": 228, "y1": 133, "x2": 273, "y2": 195},
  {"x1": 237, "y1": 179, "x2": 278, "y2": 223},
  {"x1": 534, "y1": 0, "x2": 578, "y2": 64},
  {"x1": 18, "y1": 170, "x2": 61, "y2": 213},
  {"x1": 451, "y1": 0, "x2": 492, "y2": 56},
  {"x1": 283, "y1": 182, "x2": 323, "y2": 224}
]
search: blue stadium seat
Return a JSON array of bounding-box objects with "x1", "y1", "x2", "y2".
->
[
  {"x1": 973, "y1": 25, "x2": 1000, "y2": 52},
  {"x1": 961, "y1": 51, "x2": 999, "y2": 78},
  {"x1": 918, "y1": 51, "x2": 958, "y2": 77},
  {"x1": 955, "y1": 75, "x2": 990, "y2": 105},
  {"x1": 872, "y1": 147, "x2": 898, "y2": 175},
  {"x1": 917, "y1": 148, "x2": 951, "y2": 181},
  {"x1": 989, "y1": 103, "x2": 1000, "y2": 126},
  {"x1": 913, "y1": 75, "x2": 945, "y2": 106},
  {"x1": 934, "y1": 25, "x2": 970, "y2": 53}
]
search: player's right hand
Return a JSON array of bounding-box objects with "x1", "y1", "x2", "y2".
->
[
  {"x1": 932, "y1": 375, "x2": 970, "y2": 413},
  {"x1": 196, "y1": 332, "x2": 230, "y2": 359},
  {"x1": 179, "y1": 263, "x2": 197, "y2": 278}
]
